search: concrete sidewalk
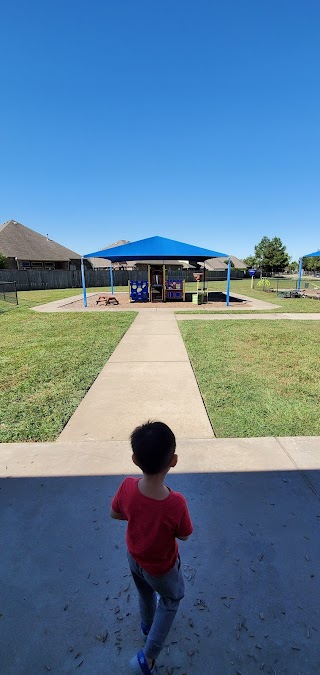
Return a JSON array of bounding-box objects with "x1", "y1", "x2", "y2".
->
[
  {"x1": 2, "y1": 436, "x2": 320, "y2": 485},
  {"x1": 177, "y1": 312, "x2": 320, "y2": 321},
  {"x1": 58, "y1": 308, "x2": 320, "y2": 443},
  {"x1": 1, "y1": 437, "x2": 320, "y2": 674},
  {"x1": 59, "y1": 312, "x2": 214, "y2": 442},
  {"x1": 32, "y1": 292, "x2": 99, "y2": 312}
]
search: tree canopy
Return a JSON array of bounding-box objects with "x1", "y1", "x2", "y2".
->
[
  {"x1": 244, "y1": 236, "x2": 290, "y2": 275},
  {"x1": 303, "y1": 255, "x2": 320, "y2": 273},
  {"x1": 243, "y1": 255, "x2": 256, "y2": 269}
]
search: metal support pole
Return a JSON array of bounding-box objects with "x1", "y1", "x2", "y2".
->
[
  {"x1": 110, "y1": 264, "x2": 114, "y2": 294},
  {"x1": 297, "y1": 258, "x2": 303, "y2": 290},
  {"x1": 226, "y1": 256, "x2": 231, "y2": 307},
  {"x1": 81, "y1": 257, "x2": 87, "y2": 308}
]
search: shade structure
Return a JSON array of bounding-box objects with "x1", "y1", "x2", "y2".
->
[
  {"x1": 297, "y1": 249, "x2": 320, "y2": 290},
  {"x1": 82, "y1": 235, "x2": 229, "y2": 307},
  {"x1": 84, "y1": 235, "x2": 228, "y2": 262},
  {"x1": 303, "y1": 249, "x2": 320, "y2": 257}
]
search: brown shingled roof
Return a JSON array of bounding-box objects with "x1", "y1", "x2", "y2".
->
[
  {"x1": 0, "y1": 220, "x2": 81, "y2": 261},
  {"x1": 87, "y1": 240, "x2": 130, "y2": 268}
]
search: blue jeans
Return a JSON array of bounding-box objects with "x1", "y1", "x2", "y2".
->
[{"x1": 127, "y1": 550, "x2": 185, "y2": 660}]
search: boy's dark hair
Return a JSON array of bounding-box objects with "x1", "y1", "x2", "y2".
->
[{"x1": 130, "y1": 421, "x2": 176, "y2": 475}]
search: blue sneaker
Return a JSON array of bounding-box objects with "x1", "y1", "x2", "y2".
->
[{"x1": 130, "y1": 650, "x2": 156, "y2": 674}]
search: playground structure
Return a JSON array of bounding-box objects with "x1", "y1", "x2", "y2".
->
[
  {"x1": 82, "y1": 236, "x2": 231, "y2": 306},
  {"x1": 129, "y1": 264, "x2": 186, "y2": 302}
]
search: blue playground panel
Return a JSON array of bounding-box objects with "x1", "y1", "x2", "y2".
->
[
  {"x1": 166, "y1": 280, "x2": 183, "y2": 300},
  {"x1": 130, "y1": 281, "x2": 149, "y2": 302},
  {"x1": 166, "y1": 290, "x2": 183, "y2": 299}
]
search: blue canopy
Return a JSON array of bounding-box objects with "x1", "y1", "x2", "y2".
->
[
  {"x1": 84, "y1": 235, "x2": 228, "y2": 262},
  {"x1": 297, "y1": 249, "x2": 320, "y2": 289},
  {"x1": 303, "y1": 249, "x2": 320, "y2": 257}
]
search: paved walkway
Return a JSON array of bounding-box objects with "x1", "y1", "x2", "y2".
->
[
  {"x1": 59, "y1": 307, "x2": 320, "y2": 443},
  {"x1": 59, "y1": 311, "x2": 214, "y2": 441},
  {"x1": 177, "y1": 312, "x2": 320, "y2": 321}
]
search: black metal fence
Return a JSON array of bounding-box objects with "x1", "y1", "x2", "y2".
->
[
  {"x1": 0, "y1": 281, "x2": 18, "y2": 305},
  {"x1": 0, "y1": 268, "x2": 244, "y2": 292}
]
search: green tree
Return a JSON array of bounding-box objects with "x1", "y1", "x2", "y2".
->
[
  {"x1": 223, "y1": 259, "x2": 235, "y2": 268},
  {"x1": 243, "y1": 255, "x2": 257, "y2": 269},
  {"x1": 302, "y1": 256, "x2": 320, "y2": 273},
  {"x1": 0, "y1": 252, "x2": 7, "y2": 269},
  {"x1": 254, "y1": 236, "x2": 290, "y2": 275},
  {"x1": 286, "y1": 261, "x2": 299, "y2": 273}
]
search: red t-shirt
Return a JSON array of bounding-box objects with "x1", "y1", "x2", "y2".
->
[{"x1": 111, "y1": 477, "x2": 193, "y2": 576}]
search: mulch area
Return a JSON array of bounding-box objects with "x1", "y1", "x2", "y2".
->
[{"x1": 60, "y1": 292, "x2": 248, "y2": 312}]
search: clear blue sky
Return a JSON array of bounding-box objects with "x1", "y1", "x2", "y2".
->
[{"x1": 1, "y1": 1, "x2": 319, "y2": 261}]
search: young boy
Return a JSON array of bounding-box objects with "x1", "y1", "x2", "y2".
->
[{"x1": 110, "y1": 421, "x2": 193, "y2": 674}]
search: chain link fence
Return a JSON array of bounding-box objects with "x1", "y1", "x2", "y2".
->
[
  {"x1": 0, "y1": 281, "x2": 18, "y2": 305},
  {"x1": 256, "y1": 276, "x2": 320, "y2": 296}
]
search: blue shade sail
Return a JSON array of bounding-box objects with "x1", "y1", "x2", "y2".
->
[
  {"x1": 84, "y1": 235, "x2": 228, "y2": 261},
  {"x1": 303, "y1": 250, "x2": 320, "y2": 257}
]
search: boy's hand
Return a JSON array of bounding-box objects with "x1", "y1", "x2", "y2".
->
[{"x1": 110, "y1": 507, "x2": 127, "y2": 521}]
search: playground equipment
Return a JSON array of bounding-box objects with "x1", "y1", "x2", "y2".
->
[
  {"x1": 192, "y1": 273, "x2": 208, "y2": 304},
  {"x1": 82, "y1": 235, "x2": 229, "y2": 308},
  {"x1": 129, "y1": 265, "x2": 186, "y2": 302},
  {"x1": 129, "y1": 281, "x2": 149, "y2": 302}
]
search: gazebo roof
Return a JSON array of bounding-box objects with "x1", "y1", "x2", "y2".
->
[{"x1": 84, "y1": 235, "x2": 228, "y2": 262}]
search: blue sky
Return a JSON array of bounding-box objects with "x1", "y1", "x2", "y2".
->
[{"x1": 1, "y1": 0, "x2": 319, "y2": 261}]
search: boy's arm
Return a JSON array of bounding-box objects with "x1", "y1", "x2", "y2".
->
[
  {"x1": 110, "y1": 507, "x2": 127, "y2": 521},
  {"x1": 175, "y1": 499, "x2": 193, "y2": 540},
  {"x1": 110, "y1": 480, "x2": 128, "y2": 520}
]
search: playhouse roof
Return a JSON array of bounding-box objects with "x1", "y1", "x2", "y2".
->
[{"x1": 84, "y1": 235, "x2": 227, "y2": 262}]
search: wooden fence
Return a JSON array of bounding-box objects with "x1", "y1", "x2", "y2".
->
[{"x1": 0, "y1": 268, "x2": 244, "y2": 292}]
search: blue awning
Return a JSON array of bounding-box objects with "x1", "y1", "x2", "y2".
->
[
  {"x1": 84, "y1": 235, "x2": 228, "y2": 262},
  {"x1": 303, "y1": 249, "x2": 320, "y2": 257}
]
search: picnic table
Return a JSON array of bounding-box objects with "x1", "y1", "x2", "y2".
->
[{"x1": 96, "y1": 295, "x2": 119, "y2": 306}]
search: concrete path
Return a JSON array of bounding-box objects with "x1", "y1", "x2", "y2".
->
[
  {"x1": 59, "y1": 312, "x2": 214, "y2": 442},
  {"x1": 1, "y1": 437, "x2": 320, "y2": 674},
  {"x1": 177, "y1": 312, "x2": 320, "y2": 321},
  {"x1": 32, "y1": 292, "x2": 99, "y2": 312},
  {"x1": 220, "y1": 291, "x2": 280, "y2": 310},
  {"x1": 59, "y1": 307, "x2": 320, "y2": 444}
]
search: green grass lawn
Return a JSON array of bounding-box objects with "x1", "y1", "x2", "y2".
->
[
  {"x1": 180, "y1": 320, "x2": 320, "y2": 437},
  {"x1": 0, "y1": 290, "x2": 136, "y2": 442},
  {"x1": 0, "y1": 286, "x2": 130, "y2": 314},
  {"x1": 181, "y1": 277, "x2": 320, "y2": 313}
]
